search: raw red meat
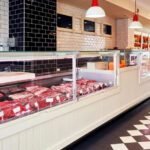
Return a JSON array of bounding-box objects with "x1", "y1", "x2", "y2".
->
[
  {"x1": 51, "y1": 84, "x2": 72, "y2": 99},
  {"x1": 25, "y1": 86, "x2": 49, "y2": 96},
  {"x1": 0, "y1": 101, "x2": 25, "y2": 121},
  {"x1": 15, "y1": 95, "x2": 41, "y2": 112},
  {"x1": 37, "y1": 90, "x2": 68, "y2": 109},
  {"x1": 9, "y1": 91, "x2": 34, "y2": 100}
]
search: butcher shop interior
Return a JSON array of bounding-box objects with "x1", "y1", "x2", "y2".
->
[{"x1": 0, "y1": 0, "x2": 150, "y2": 150}]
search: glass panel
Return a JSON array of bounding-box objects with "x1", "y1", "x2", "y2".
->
[
  {"x1": 0, "y1": 51, "x2": 77, "y2": 123},
  {"x1": 120, "y1": 50, "x2": 140, "y2": 67},
  {"x1": 57, "y1": 14, "x2": 73, "y2": 29},
  {"x1": 103, "y1": 24, "x2": 112, "y2": 35},
  {"x1": 84, "y1": 20, "x2": 95, "y2": 32},
  {"x1": 140, "y1": 51, "x2": 150, "y2": 78},
  {"x1": 76, "y1": 51, "x2": 119, "y2": 99}
]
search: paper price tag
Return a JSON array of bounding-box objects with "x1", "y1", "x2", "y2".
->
[
  {"x1": 66, "y1": 93, "x2": 70, "y2": 98},
  {"x1": 25, "y1": 104, "x2": 30, "y2": 110},
  {"x1": 104, "y1": 83, "x2": 108, "y2": 86},
  {"x1": 0, "y1": 111, "x2": 4, "y2": 117},
  {"x1": 34, "y1": 102, "x2": 39, "y2": 108},
  {"x1": 56, "y1": 96, "x2": 60, "y2": 101},
  {"x1": 80, "y1": 90, "x2": 83, "y2": 94},
  {"x1": 13, "y1": 107, "x2": 21, "y2": 113},
  {"x1": 46, "y1": 97, "x2": 54, "y2": 103}
]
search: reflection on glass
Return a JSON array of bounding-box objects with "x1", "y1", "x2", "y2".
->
[
  {"x1": 84, "y1": 20, "x2": 95, "y2": 32},
  {"x1": 57, "y1": 14, "x2": 72, "y2": 29}
]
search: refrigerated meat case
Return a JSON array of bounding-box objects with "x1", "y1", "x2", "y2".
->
[
  {"x1": 0, "y1": 51, "x2": 119, "y2": 124},
  {"x1": 115, "y1": 49, "x2": 150, "y2": 83},
  {"x1": 138, "y1": 51, "x2": 150, "y2": 82}
]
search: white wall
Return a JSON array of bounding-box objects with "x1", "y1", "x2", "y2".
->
[
  {"x1": 0, "y1": 0, "x2": 9, "y2": 50},
  {"x1": 116, "y1": 19, "x2": 134, "y2": 49},
  {"x1": 57, "y1": 2, "x2": 116, "y2": 51}
]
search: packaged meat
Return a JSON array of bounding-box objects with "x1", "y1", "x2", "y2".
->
[
  {"x1": 9, "y1": 91, "x2": 34, "y2": 100},
  {"x1": 37, "y1": 90, "x2": 68, "y2": 109},
  {"x1": 15, "y1": 95, "x2": 41, "y2": 112},
  {"x1": 0, "y1": 101, "x2": 25, "y2": 121},
  {"x1": 25, "y1": 86, "x2": 49, "y2": 96}
]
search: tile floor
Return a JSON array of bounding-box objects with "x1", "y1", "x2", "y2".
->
[{"x1": 65, "y1": 99, "x2": 150, "y2": 150}]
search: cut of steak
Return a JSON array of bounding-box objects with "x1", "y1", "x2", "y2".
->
[
  {"x1": 25, "y1": 86, "x2": 49, "y2": 96},
  {"x1": 0, "y1": 101, "x2": 25, "y2": 121},
  {"x1": 15, "y1": 95, "x2": 41, "y2": 112},
  {"x1": 9, "y1": 91, "x2": 34, "y2": 100},
  {"x1": 37, "y1": 90, "x2": 68, "y2": 109}
]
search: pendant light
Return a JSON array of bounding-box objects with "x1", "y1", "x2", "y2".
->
[
  {"x1": 86, "y1": 0, "x2": 106, "y2": 18},
  {"x1": 129, "y1": 0, "x2": 143, "y2": 29}
]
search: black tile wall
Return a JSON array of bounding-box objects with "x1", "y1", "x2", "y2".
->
[
  {"x1": 25, "y1": 0, "x2": 57, "y2": 51},
  {"x1": 9, "y1": 0, "x2": 57, "y2": 51},
  {"x1": 9, "y1": 0, "x2": 24, "y2": 51}
]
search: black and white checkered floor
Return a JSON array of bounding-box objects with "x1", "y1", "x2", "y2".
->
[
  {"x1": 111, "y1": 114, "x2": 150, "y2": 150},
  {"x1": 65, "y1": 99, "x2": 150, "y2": 150}
]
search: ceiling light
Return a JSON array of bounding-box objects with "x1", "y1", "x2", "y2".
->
[
  {"x1": 129, "y1": 0, "x2": 143, "y2": 29},
  {"x1": 129, "y1": 13, "x2": 143, "y2": 29},
  {"x1": 86, "y1": 0, "x2": 106, "y2": 18}
]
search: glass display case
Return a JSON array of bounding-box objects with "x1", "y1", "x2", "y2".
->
[
  {"x1": 0, "y1": 51, "x2": 119, "y2": 124},
  {"x1": 139, "y1": 51, "x2": 150, "y2": 79},
  {"x1": 76, "y1": 51, "x2": 119, "y2": 99},
  {"x1": 119, "y1": 50, "x2": 140, "y2": 67},
  {"x1": 0, "y1": 51, "x2": 77, "y2": 123}
]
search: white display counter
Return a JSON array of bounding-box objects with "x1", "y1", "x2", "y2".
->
[{"x1": 0, "y1": 66, "x2": 149, "y2": 150}]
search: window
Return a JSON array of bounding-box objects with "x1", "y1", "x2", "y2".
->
[
  {"x1": 57, "y1": 14, "x2": 72, "y2": 29},
  {"x1": 84, "y1": 20, "x2": 95, "y2": 32},
  {"x1": 103, "y1": 24, "x2": 112, "y2": 35}
]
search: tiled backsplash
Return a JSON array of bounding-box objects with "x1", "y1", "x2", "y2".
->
[
  {"x1": 9, "y1": 0, "x2": 24, "y2": 51},
  {"x1": 0, "y1": 0, "x2": 9, "y2": 50},
  {"x1": 25, "y1": 0, "x2": 57, "y2": 51},
  {"x1": 57, "y1": 2, "x2": 116, "y2": 51},
  {"x1": 9, "y1": 0, "x2": 57, "y2": 51},
  {"x1": 2, "y1": 0, "x2": 116, "y2": 52}
]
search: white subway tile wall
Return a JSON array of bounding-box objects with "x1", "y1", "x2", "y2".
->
[
  {"x1": 116, "y1": 19, "x2": 134, "y2": 49},
  {"x1": 57, "y1": 2, "x2": 116, "y2": 51},
  {"x1": 0, "y1": 0, "x2": 9, "y2": 50}
]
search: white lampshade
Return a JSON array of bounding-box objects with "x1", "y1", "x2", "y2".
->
[
  {"x1": 86, "y1": 6, "x2": 106, "y2": 18},
  {"x1": 129, "y1": 21, "x2": 143, "y2": 29}
]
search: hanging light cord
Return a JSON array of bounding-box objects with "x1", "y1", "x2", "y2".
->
[{"x1": 135, "y1": 0, "x2": 137, "y2": 13}]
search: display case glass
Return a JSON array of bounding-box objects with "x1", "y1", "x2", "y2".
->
[
  {"x1": 119, "y1": 50, "x2": 140, "y2": 67},
  {"x1": 0, "y1": 51, "x2": 78, "y2": 123},
  {"x1": 139, "y1": 51, "x2": 150, "y2": 78},
  {"x1": 0, "y1": 51, "x2": 119, "y2": 123},
  {"x1": 76, "y1": 51, "x2": 119, "y2": 99}
]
